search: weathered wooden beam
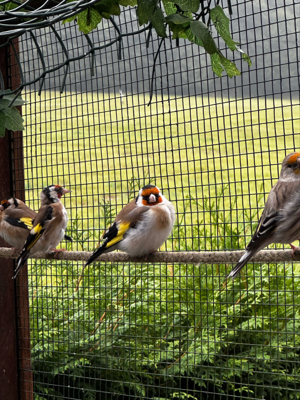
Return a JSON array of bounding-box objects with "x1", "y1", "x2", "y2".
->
[
  {"x1": 9, "y1": 37, "x2": 34, "y2": 400},
  {"x1": 0, "y1": 39, "x2": 19, "y2": 400},
  {"x1": 0, "y1": 37, "x2": 33, "y2": 400},
  {"x1": 1, "y1": 248, "x2": 300, "y2": 265}
]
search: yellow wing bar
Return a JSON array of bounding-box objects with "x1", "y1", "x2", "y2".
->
[
  {"x1": 106, "y1": 222, "x2": 130, "y2": 248},
  {"x1": 19, "y1": 217, "x2": 34, "y2": 229},
  {"x1": 26, "y1": 223, "x2": 44, "y2": 250}
]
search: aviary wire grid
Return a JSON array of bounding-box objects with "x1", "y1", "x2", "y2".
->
[{"x1": 8, "y1": 1, "x2": 300, "y2": 399}]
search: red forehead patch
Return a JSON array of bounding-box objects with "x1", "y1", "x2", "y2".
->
[
  {"x1": 142, "y1": 187, "x2": 159, "y2": 197},
  {"x1": 288, "y1": 152, "x2": 300, "y2": 164}
]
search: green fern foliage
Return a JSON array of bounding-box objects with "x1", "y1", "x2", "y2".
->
[{"x1": 29, "y1": 189, "x2": 300, "y2": 399}]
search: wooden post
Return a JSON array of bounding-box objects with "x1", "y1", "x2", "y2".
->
[
  {"x1": 0, "y1": 41, "x2": 19, "y2": 399},
  {"x1": 0, "y1": 38, "x2": 33, "y2": 400},
  {"x1": 10, "y1": 38, "x2": 33, "y2": 400}
]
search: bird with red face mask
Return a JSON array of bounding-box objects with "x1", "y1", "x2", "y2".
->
[
  {"x1": 228, "y1": 152, "x2": 300, "y2": 279},
  {"x1": 14, "y1": 185, "x2": 71, "y2": 279},
  {"x1": 85, "y1": 184, "x2": 175, "y2": 266},
  {"x1": 0, "y1": 197, "x2": 72, "y2": 252}
]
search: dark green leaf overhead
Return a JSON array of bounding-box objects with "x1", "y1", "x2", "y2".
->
[
  {"x1": 77, "y1": 8, "x2": 102, "y2": 33},
  {"x1": 0, "y1": 111, "x2": 6, "y2": 137},
  {"x1": 210, "y1": 5, "x2": 237, "y2": 51},
  {"x1": 190, "y1": 20, "x2": 218, "y2": 54},
  {"x1": 165, "y1": 13, "x2": 192, "y2": 24},
  {"x1": 2, "y1": 0, "x2": 252, "y2": 79},
  {"x1": 151, "y1": 6, "x2": 167, "y2": 37},
  {"x1": 137, "y1": 0, "x2": 158, "y2": 25},
  {"x1": 169, "y1": 0, "x2": 200, "y2": 13},
  {"x1": 60, "y1": 0, "x2": 251, "y2": 78},
  {"x1": 0, "y1": 92, "x2": 25, "y2": 137}
]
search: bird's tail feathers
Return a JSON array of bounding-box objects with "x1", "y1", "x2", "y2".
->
[
  {"x1": 64, "y1": 234, "x2": 73, "y2": 242},
  {"x1": 227, "y1": 250, "x2": 255, "y2": 280},
  {"x1": 13, "y1": 251, "x2": 30, "y2": 279},
  {"x1": 85, "y1": 241, "x2": 114, "y2": 267}
]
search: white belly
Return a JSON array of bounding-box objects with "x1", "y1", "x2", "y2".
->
[
  {"x1": 32, "y1": 207, "x2": 68, "y2": 254},
  {"x1": 118, "y1": 204, "x2": 174, "y2": 256}
]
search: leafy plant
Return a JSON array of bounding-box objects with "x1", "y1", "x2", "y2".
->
[
  {"x1": 0, "y1": 90, "x2": 25, "y2": 137},
  {"x1": 28, "y1": 188, "x2": 300, "y2": 399},
  {"x1": 62, "y1": 0, "x2": 251, "y2": 79}
]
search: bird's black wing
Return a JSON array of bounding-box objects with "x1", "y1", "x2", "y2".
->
[
  {"x1": 14, "y1": 206, "x2": 53, "y2": 279},
  {"x1": 85, "y1": 205, "x2": 150, "y2": 266},
  {"x1": 4, "y1": 215, "x2": 33, "y2": 230},
  {"x1": 85, "y1": 220, "x2": 131, "y2": 266}
]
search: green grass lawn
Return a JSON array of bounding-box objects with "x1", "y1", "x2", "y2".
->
[
  {"x1": 23, "y1": 90, "x2": 299, "y2": 250},
  {"x1": 22, "y1": 91, "x2": 300, "y2": 400}
]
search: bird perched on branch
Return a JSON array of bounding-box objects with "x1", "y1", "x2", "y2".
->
[
  {"x1": 228, "y1": 151, "x2": 300, "y2": 279},
  {"x1": 0, "y1": 197, "x2": 36, "y2": 249},
  {"x1": 0, "y1": 197, "x2": 73, "y2": 251},
  {"x1": 14, "y1": 185, "x2": 71, "y2": 279},
  {"x1": 85, "y1": 185, "x2": 175, "y2": 266}
]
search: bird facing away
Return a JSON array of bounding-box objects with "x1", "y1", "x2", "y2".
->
[
  {"x1": 0, "y1": 197, "x2": 37, "y2": 249},
  {"x1": 85, "y1": 185, "x2": 176, "y2": 266},
  {"x1": 228, "y1": 152, "x2": 300, "y2": 279},
  {"x1": 0, "y1": 197, "x2": 73, "y2": 251},
  {"x1": 14, "y1": 185, "x2": 71, "y2": 279}
]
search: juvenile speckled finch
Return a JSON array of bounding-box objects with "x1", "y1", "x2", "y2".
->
[
  {"x1": 228, "y1": 152, "x2": 300, "y2": 279},
  {"x1": 85, "y1": 185, "x2": 175, "y2": 266},
  {"x1": 14, "y1": 185, "x2": 71, "y2": 279}
]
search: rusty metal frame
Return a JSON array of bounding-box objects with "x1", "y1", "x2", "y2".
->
[{"x1": 0, "y1": 37, "x2": 33, "y2": 400}]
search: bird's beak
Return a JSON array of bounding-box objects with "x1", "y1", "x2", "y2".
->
[
  {"x1": 149, "y1": 194, "x2": 156, "y2": 203},
  {"x1": 62, "y1": 188, "x2": 71, "y2": 194},
  {"x1": 0, "y1": 205, "x2": 3, "y2": 211}
]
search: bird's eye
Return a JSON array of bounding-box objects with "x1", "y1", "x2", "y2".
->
[{"x1": 288, "y1": 165, "x2": 292, "y2": 168}]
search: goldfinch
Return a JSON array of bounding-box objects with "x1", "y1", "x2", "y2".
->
[
  {"x1": 85, "y1": 185, "x2": 175, "y2": 266},
  {"x1": 228, "y1": 152, "x2": 300, "y2": 279},
  {"x1": 0, "y1": 197, "x2": 72, "y2": 250},
  {"x1": 0, "y1": 198, "x2": 36, "y2": 249},
  {"x1": 14, "y1": 185, "x2": 71, "y2": 279}
]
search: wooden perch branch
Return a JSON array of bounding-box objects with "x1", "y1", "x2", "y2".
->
[{"x1": 0, "y1": 248, "x2": 300, "y2": 264}]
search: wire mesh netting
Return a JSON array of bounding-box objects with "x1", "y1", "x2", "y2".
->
[{"x1": 7, "y1": 1, "x2": 300, "y2": 399}]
